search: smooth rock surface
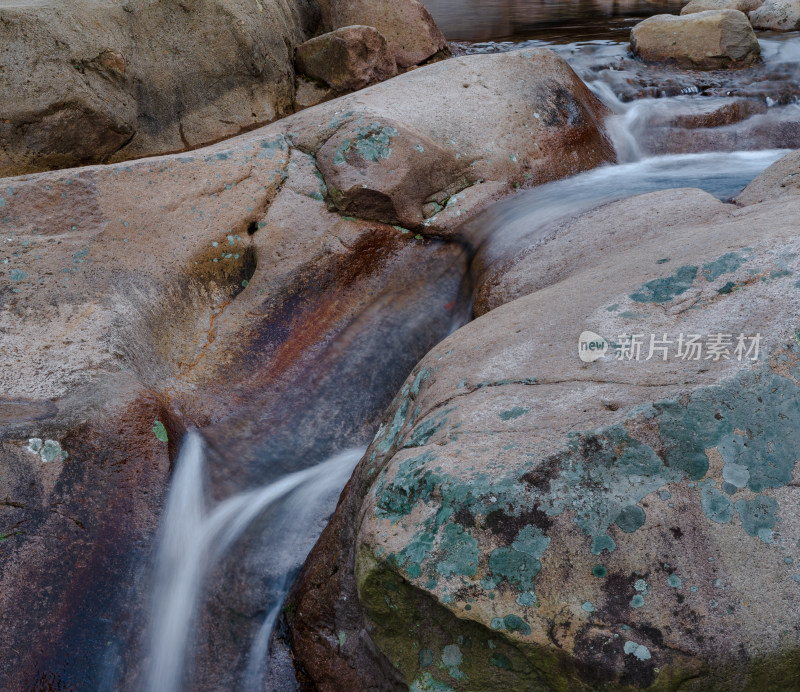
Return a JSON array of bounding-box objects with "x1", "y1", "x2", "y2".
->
[
  {"x1": 330, "y1": 0, "x2": 447, "y2": 68},
  {"x1": 295, "y1": 25, "x2": 398, "y2": 93},
  {"x1": 630, "y1": 10, "x2": 761, "y2": 69},
  {"x1": 0, "y1": 0, "x2": 321, "y2": 177},
  {"x1": 735, "y1": 147, "x2": 800, "y2": 204},
  {"x1": 749, "y1": 0, "x2": 800, "y2": 30},
  {"x1": 291, "y1": 166, "x2": 800, "y2": 689},
  {"x1": 0, "y1": 47, "x2": 613, "y2": 690},
  {"x1": 681, "y1": 0, "x2": 762, "y2": 14}
]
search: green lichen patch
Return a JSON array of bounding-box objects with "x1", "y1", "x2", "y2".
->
[
  {"x1": 335, "y1": 123, "x2": 398, "y2": 165},
  {"x1": 375, "y1": 451, "x2": 440, "y2": 522},
  {"x1": 436, "y1": 524, "x2": 479, "y2": 578},
  {"x1": 734, "y1": 497, "x2": 778, "y2": 541},
  {"x1": 487, "y1": 525, "x2": 549, "y2": 593},
  {"x1": 630, "y1": 265, "x2": 698, "y2": 303},
  {"x1": 499, "y1": 406, "x2": 530, "y2": 421},
  {"x1": 702, "y1": 251, "x2": 749, "y2": 281},
  {"x1": 25, "y1": 437, "x2": 67, "y2": 463},
  {"x1": 153, "y1": 420, "x2": 168, "y2": 443},
  {"x1": 700, "y1": 480, "x2": 733, "y2": 524},
  {"x1": 624, "y1": 641, "x2": 652, "y2": 661}
]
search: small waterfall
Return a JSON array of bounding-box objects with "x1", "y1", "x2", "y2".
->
[{"x1": 145, "y1": 431, "x2": 364, "y2": 692}]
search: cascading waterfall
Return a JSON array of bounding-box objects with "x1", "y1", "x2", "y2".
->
[
  {"x1": 470, "y1": 148, "x2": 789, "y2": 271},
  {"x1": 145, "y1": 431, "x2": 364, "y2": 692},
  {"x1": 143, "y1": 24, "x2": 800, "y2": 692}
]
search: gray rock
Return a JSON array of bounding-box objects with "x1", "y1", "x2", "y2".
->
[
  {"x1": 749, "y1": 0, "x2": 800, "y2": 30},
  {"x1": 0, "y1": 0, "x2": 319, "y2": 177}
]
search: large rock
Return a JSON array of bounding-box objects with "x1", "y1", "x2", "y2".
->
[
  {"x1": 735, "y1": 148, "x2": 800, "y2": 204},
  {"x1": 0, "y1": 0, "x2": 319, "y2": 177},
  {"x1": 630, "y1": 10, "x2": 761, "y2": 69},
  {"x1": 749, "y1": 0, "x2": 800, "y2": 29},
  {"x1": 291, "y1": 151, "x2": 800, "y2": 689},
  {"x1": 295, "y1": 25, "x2": 398, "y2": 93},
  {"x1": 288, "y1": 48, "x2": 615, "y2": 234},
  {"x1": 0, "y1": 48, "x2": 613, "y2": 690},
  {"x1": 681, "y1": 0, "x2": 762, "y2": 14},
  {"x1": 330, "y1": 0, "x2": 447, "y2": 68}
]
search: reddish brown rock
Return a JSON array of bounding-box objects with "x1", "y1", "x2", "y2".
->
[
  {"x1": 295, "y1": 25, "x2": 398, "y2": 93},
  {"x1": 0, "y1": 46, "x2": 614, "y2": 690}
]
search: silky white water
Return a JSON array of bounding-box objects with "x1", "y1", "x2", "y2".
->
[{"x1": 145, "y1": 431, "x2": 363, "y2": 692}]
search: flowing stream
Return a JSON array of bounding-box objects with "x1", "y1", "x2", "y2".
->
[
  {"x1": 144, "y1": 14, "x2": 800, "y2": 692},
  {"x1": 146, "y1": 432, "x2": 363, "y2": 691}
]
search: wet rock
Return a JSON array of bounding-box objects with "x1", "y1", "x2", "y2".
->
[
  {"x1": 293, "y1": 172, "x2": 800, "y2": 689},
  {"x1": 0, "y1": 46, "x2": 612, "y2": 690},
  {"x1": 642, "y1": 97, "x2": 767, "y2": 129},
  {"x1": 295, "y1": 25, "x2": 398, "y2": 93},
  {"x1": 630, "y1": 10, "x2": 761, "y2": 69},
  {"x1": 330, "y1": 0, "x2": 447, "y2": 68},
  {"x1": 735, "y1": 148, "x2": 800, "y2": 204},
  {"x1": 749, "y1": 0, "x2": 800, "y2": 29},
  {"x1": 473, "y1": 188, "x2": 730, "y2": 316},
  {"x1": 637, "y1": 105, "x2": 800, "y2": 155},
  {"x1": 681, "y1": 0, "x2": 763, "y2": 14}
]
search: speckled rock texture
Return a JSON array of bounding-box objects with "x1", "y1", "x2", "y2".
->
[
  {"x1": 749, "y1": 0, "x2": 800, "y2": 30},
  {"x1": 735, "y1": 148, "x2": 800, "y2": 204},
  {"x1": 0, "y1": 48, "x2": 612, "y2": 690},
  {"x1": 630, "y1": 10, "x2": 761, "y2": 69},
  {"x1": 289, "y1": 149, "x2": 800, "y2": 690},
  {"x1": 681, "y1": 0, "x2": 763, "y2": 15},
  {"x1": 295, "y1": 25, "x2": 398, "y2": 93},
  {"x1": 0, "y1": 0, "x2": 450, "y2": 177}
]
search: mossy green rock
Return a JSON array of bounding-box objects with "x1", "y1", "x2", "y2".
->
[{"x1": 294, "y1": 151, "x2": 800, "y2": 690}]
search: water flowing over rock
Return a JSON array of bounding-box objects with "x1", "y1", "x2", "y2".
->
[
  {"x1": 734, "y1": 148, "x2": 800, "y2": 203},
  {"x1": 630, "y1": 10, "x2": 761, "y2": 69},
  {"x1": 0, "y1": 46, "x2": 612, "y2": 691},
  {"x1": 290, "y1": 148, "x2": 800, "y2": 690}
]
